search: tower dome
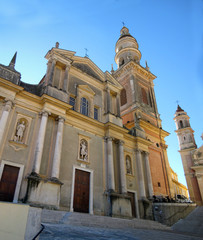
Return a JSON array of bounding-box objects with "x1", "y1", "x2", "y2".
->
[{"x1": 115, "y1": 27, "x2": 141, "y2": 68}]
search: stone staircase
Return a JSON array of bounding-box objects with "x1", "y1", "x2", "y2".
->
[
  {"x1": 172, "y1": 206, "x2": 203, "y2": 237},
  {"x1": 41, "y1": 209, "x2": 171, "y2": 231}
]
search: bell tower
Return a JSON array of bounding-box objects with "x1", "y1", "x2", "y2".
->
[
  {"x1": 174, "y1": 105, "x2": 196, "y2": 150},
  {"x1": 174, "y1": 105, "x2": 202, "y2": 204},
  {"x1": 113, "y1": 26, "x2": 173, "y2": 198},
  {"x1": 115, "y1": 26, "x2": 141, "y2": 67}
]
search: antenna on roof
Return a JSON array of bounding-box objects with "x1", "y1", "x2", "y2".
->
[
  {"x1": 122, "y1": 21, "x2": 125, "y2": 27},
  {"x1": 176, "y1": 100, "x2": 179, "y2": 106},
  {"x1": 85, "y1": 48, "x2": 89, "y2": 58}
]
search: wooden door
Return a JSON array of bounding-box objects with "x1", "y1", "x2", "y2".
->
[
  {"x1": 73, "y1": 169, "x2": 90, "y2": 213},
  {"x1": 128, "y1": 192, "x2": 136, "y2": 217},
  {"x1": 0, "y1": 165, "x2": 20, "y2": 202}
]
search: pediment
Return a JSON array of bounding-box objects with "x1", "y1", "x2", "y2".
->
[
  {"x1": 45, "y1": 48, "x2": 76, "y2": 63},
  {"x1": 72, "y1": 62, "x2": 103, "y2": 81},
  {"x1": 78, "y1": 85, "x2": 95, "y2": 96}
]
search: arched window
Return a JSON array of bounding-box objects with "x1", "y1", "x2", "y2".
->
[
  {"x1": 120, "y1": 88, "x2": 127, "y2": 106},
  {"x1": 126, "y1": 155, "x2": 132, "y2": 175},
  {"x1": 179, "y1": 120, "x2": 183, "y2": 129},
  {"x1": 80, "y1": 97, "x2": 89, "y2": 116}
]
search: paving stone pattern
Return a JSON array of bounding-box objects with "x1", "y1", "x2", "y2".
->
[
  {"x1": 39, "y1": 208, "x2": 203, "y2": 240},
  {"x1": 39, "y1": 223, "x2": 203, "y2": 240}
]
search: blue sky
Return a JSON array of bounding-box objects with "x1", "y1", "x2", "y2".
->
[{"x1": 0, "y1": 0, "x2": 202, "y2": 187}]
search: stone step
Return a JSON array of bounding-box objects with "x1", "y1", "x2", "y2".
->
[
  {"x1": 185, "y1": 206, "x2": 203, "y2": 220},
  {"x1": 41, "y1": 209, "x2": 171, "y2": 231},
  {"x1": 172, "y1": 206, "x2": 203, "y2": 237}
]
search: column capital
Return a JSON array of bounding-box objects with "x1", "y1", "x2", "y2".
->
[
  {"x1": 104, "y1": 136, "x2": 108, "y2": 142},
  {"x1": 135, "y1": 149, "x2": 142, "y2": 154},
  {"x1": 57, "y1": 116, "x2": 66, "y2": 123},
  {"x1": 3, "y1": 99, "x2": 14, "y2": 111},
  {"x1": 160, "y1": 143, "x2": 168, "y2": 150},
  {"x1": 39, "y1": 111, "x2": 51, "y2": 117},
  {"x1": 65, "y1": 64, "x2": 71, "y2": 71},
  {"x1": 105, "y1": 86, "x2": 111, "y2": 92},
  {"x1": 118, "y1": 140, "x2": 125, "y2": 146},
  {"x1": 104, "y1": 136, "x2": 114, "y2": 142},
  {"x1": 50, "y1": 57, "x2": 57, "y2": 64},
  {"x1": 144, "y1": 151, "x2": 150, "y2": 156}
]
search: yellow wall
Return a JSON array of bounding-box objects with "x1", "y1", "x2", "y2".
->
[
  {"x1": 0, "y1": 202, "x2": 29, "y2": 240},
  {"x1": 0, "y1": 202, "x2": 41, "y2": 240}
]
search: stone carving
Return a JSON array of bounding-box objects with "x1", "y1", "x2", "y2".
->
[
  {"x1": 80, "y1": 139, "x2": 88, "y2": 161},
  {"x1": 126, "y1": 155, "x2": 132, "y2": 175},
  {"x1": 14, "y1": 120, "x2": 26, "y2": 142}
]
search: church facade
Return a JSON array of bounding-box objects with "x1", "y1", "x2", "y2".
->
[{"x1": 0, "y1": 27, "x2": 186, "y2": 218}]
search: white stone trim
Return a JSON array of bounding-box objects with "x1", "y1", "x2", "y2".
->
[
  {"x1": 0, "y1": 160, "x2": 24, "y2": 203},
  {"x1": 127, "y1": 190, "x2": 140, "y2": 219},
  {"x1": 70, "y1": 165, "x2": 94, "y2": 214}
]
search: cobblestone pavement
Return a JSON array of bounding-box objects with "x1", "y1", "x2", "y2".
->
[{"x1": 39, "y1": 223, "x2": 203, "y2": 240}]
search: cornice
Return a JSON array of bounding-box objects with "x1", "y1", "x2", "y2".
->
[
  {"x1": 175, "y1": 127, "x2": 195, "y2": 134},
  {"x1": 171, "y1": 179, "x2": 188, "y2": 190},
  {"x1": 115, "y1": 47, "x2": 141, "y2": 62},
  {"x1": 113, "y1": 61, "x2": 156, "y2": 81},
  {"x1": 0, "y1": 78, "x2": 23, "y2": 93},
  {"x1": 104, "y1": 122, "x2": 128, "y2": 134},
  {"x1": 134, "y1": 136, "x2": 152, "y2": 147},
  {"x1": 178, "y1": 147, "x2": 197, "y2": 153},
  {"x1": 40, "y1": 94, "x2": 72, "y2": 110},
  {"x1": 45, "y1": 48, "x2": 76, "y2": 60},
  {"x1": 67, "y1": 110, "x2": 105, "y2": 137},
  {"x1": 140, "y1": 119, "x2": 170, "y2": 137}
]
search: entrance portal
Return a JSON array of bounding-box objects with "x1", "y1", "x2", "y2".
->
[
  {"x1": 128, "y1": 191, "x2": 136, "y2": 217},
  {"x1": 73, "y1": 169, "x2": 90, "y2": 213},
  {"x1": 0, "y1": 165, "x2": 20, "y2": 202}
]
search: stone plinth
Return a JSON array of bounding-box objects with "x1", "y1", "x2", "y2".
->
[
  {"x1": 25, "y1": 173, "x2": 63, "y2": 209},
  {"x1": 104, "y1": 192, "x2": 132, "y2": 218}
]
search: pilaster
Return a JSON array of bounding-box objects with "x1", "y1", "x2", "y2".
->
[
  {"x1": 0, "y1": 99, "x2": 13, "y2": 145},
  {"x1": 118, "y1": 140, "x2": 127, "y2": 193},
  {"x1": 144, "y1": 151, "x2": 154, "y2": 198},
  {"x1": 135, "y1": 149, "x2": 146, "y2": 199},
  {"x1": 63, "y1": 65, "x2": 70, "y2": 92},
  {"x1": 51, "y1": 116, "x2": 65, "y2": 179},
  {"x1": 48, "y1": 59, "x2": 56, "y2": 86},
  {"x1": 105, "y1": 136, "x2": 115, "y2": 191},
  {"x1": 33, "y1": 111, "x2": 49, "y2": 174}
]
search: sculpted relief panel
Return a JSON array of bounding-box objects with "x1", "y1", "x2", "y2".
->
[
  {"x1": 79, "y1": 139, "x2": 88, "y2": 161},
  {"x1": 78, "y1": 134, "x2": 91, "y2": 163},
  {"x1": 126, "y1": 155, "x2": 133, "y2": 175},
  {"x1": 13, "y1": 120, "x2": 26, "y2": 142},
  {"x1": 9, "y1": 114, "x2": 32, "y2": 150}
]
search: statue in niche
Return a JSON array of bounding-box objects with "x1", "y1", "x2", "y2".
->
[
  {"x1": 14, "y1": 120, "x2": 26, "y2": 142},
  {"x1": 126, "y1": 156, "x2": 132, "y2": 175},
  {"x1": 80, "y1": 139, "x2": 88, "y2": 161}
]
